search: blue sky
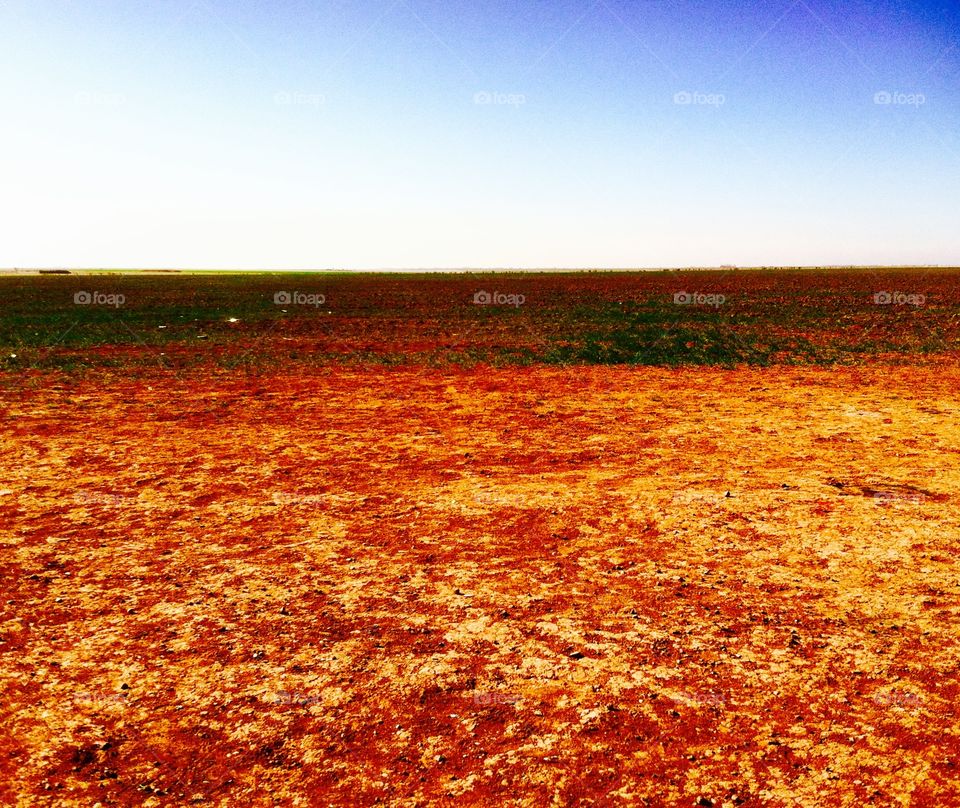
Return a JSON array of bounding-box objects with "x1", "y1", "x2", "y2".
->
[{"x1": 1, "y1": 0, "x2": 957, "y2": 268}]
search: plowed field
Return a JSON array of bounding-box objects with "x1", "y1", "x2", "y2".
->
[{"x1": 3, "y1": 354, "x2": 959, "y2": 806}]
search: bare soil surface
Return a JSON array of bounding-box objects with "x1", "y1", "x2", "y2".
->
[{"x1": 2, "y1": 363, "x2": 959, "y2": 806}]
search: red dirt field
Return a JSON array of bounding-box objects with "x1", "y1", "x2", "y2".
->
[{"x1": 2, "y1": 362, "x2": 960, "y2": 806}]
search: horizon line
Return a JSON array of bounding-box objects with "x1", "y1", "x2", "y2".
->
[{"x1": 1, "y1": 264, "x2": 956, "y2": 274}]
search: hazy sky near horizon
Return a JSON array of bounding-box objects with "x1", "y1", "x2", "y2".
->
[{"x1": 1, "y1": 0, "x2": 958, "y2": 269}]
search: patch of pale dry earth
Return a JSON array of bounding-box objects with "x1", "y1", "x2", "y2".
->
[{"x1": 1, "y1": 364, "x2": 958, "y2": 806}]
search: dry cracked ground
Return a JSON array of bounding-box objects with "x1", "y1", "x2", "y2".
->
[{"x1": 2, "y1": 363, "x2": 959, "y2": 806}]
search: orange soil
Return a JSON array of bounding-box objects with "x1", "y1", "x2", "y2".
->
[{"x1": 2, "y1": 363, "x2": 959, "y2": 806}]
